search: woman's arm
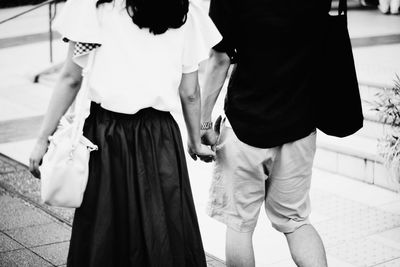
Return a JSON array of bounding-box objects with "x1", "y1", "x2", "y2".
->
[
  {"x1": 179, "y1": 71, "x2": 215, "y2": 161},
  {"x1": 37, "y1": 42, "x2": 83, "y2": 140},
  {"x1": 29, "y1": 42, "x2": 83, "y2": 177}
]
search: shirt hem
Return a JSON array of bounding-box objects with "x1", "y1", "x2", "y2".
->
[{"x1": 225, "y1": 111, "x2": 316, "y2": 149}]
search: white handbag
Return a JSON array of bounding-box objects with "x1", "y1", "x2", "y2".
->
[{"x1": 40, "y1": 50, "x2": 98, "y2": 208}]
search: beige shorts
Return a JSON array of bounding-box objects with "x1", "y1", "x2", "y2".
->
[{"x1": 207, "y1": 118, "x2": 316, "y2": 233}]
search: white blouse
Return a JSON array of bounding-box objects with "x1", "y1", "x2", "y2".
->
[{"x1": 55, "y1": 0, "x2": 222, "y2": 114}]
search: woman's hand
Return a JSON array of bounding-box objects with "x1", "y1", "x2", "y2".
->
[
  {"x1": 188, "y1": 143, "x2": 216, "y2": 162},
  {"x1": 29, "y1": 138, "x2": 49, "y2": 178}
]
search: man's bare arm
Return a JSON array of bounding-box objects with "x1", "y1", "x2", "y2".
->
[
  {"x1": 201, "y1": 49, "x2": 231, "y2": 123},
  {"x1": 201, "y1": 49, "x2": 231, "y2": 147}
]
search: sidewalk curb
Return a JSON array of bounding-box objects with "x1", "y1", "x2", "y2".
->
[
  {"x1": 0, "y1": 155, "x2": 72, "y2": 228},
  {"x1": 0, "y1": 152, "x2": 72, "y2": 227}
]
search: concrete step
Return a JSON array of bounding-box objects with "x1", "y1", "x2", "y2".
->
[
  {"x1": 0, "y1": 32, "x2": 61, "y2": 49},
  {"x1": 314, "y1": 131, "x2": 399, "y2": 192},
  {"x1": 359, "y1": 82, "x2": 387, "y2": 102},
  {"x1": 357, "y1": 115, "x2": 386, "y2": 140},
  {"x1": 354, "y1": 83, "x2": 392, "y2": 140},
  {"x1": 315, "y1": 81, "x2": 398, "y2": 191}
]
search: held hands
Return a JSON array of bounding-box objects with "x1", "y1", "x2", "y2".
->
[
  {"x1": 201, "y1": 129, "x2": 219, "y2": 148},
  {"x1": 29, "y1": 138, "x2": 49, "y2": 179},
  {"x1": 199, "y1": 128, "x2": 219, "y2": 163},
  {"x1": 201, "y1": 115, "x2": 222, "y2": 149},
  {"x1": 189, "y1": 116, "x2": 222, "y2": 163},
  {"x1": 188, "y1": 142, "x2": 216, "y2": 163}
]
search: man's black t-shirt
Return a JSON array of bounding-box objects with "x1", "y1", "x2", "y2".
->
[{"x1": 210, "y1": 0, "x2": 332, "y2": 148}]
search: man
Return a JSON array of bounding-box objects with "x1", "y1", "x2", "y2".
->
[{"x1": 200, "y1": 0, "x2": 331, "y2": 266}]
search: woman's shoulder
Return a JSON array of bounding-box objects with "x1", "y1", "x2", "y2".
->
[
  {"x1": 185, "y1": 0, "x2": 211, "y2": 27},
  {"x1": 188, "y1": 0, "x2": 208, "y2": 15},
  {"x1": 184, "y1": 0, "x2": 221, "y2": 41},
  {"x1": 184, "y1": 0, "x2": 221, "y2": 37},
  {"x1": 54, "y1": 0, "x2": 102, "y2": 44},
  {"x1": 181, "y1": 0, "x2": 222, "y2": 73}
]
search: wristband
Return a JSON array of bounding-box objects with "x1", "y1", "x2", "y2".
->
[{"x1": 201, "y1": 121, "x2": 213, "y2": 130}]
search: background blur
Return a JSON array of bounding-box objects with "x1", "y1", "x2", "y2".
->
[{"x1": 0, "y1": 0, "x2": 400, "y2": 266}]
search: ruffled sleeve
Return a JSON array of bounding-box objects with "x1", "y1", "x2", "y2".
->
[
  {"x1": 54, "y1": 0, "x2": 102, "y2": 44},
  {"x1": 182, "y1": 0, "x2": 222, "y2": 73}
]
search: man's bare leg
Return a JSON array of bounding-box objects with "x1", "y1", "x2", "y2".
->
[
  {"x1": 225, "y1": 227, "x2": 255, "y2": 267},
  {"x1": 285, "y1": 224, "x2": 327, "y2": 267}
]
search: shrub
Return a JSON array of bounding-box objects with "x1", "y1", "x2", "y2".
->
[{"x1": 371, "y1": 75, "x2": 400, "y2": 189}]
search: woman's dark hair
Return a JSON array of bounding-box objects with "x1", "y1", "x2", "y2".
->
[{"x1": 97, "y1": 0, "x2": 189, "y2": 35}]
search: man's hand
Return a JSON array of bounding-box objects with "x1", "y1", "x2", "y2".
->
[
  {"x1": 200, "y1": 115, "x2": 222, "y2": 158},
  {"x1": 201, "y1": 129, "x2": 219, "y2": 147}
]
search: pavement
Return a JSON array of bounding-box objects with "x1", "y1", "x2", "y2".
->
[
  {"x1": 1, "y1": 1, "x2": 400, "y2": 266},
  {"x1": 0, "y1": 154, "x2": 225, "y2": 267}
]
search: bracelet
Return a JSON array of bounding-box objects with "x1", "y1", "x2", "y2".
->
[{"x1": 201, "y1": 121, "x2": 213, "y2": 130}]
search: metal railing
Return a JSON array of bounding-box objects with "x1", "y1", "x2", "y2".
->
[{"x1": 0, "y1": 0, "x2": 59, "y2": 63}]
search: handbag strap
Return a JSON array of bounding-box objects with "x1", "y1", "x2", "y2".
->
[
  {"x1": 338, "y1": 0, "x2": 348, "y2": 15},
  {"x1": 71, "y1": 50, "x2": 97, "y2": 145}
]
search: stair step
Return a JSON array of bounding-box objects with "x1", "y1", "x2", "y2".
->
[
  {"x1": 0, "y1": 32, "x2": 61, "y2": 49},
  {"x1": 358, "y1": 99, "x2": 386, "y2": 140},
  {"x1": 357, "y1": 116, "x2": 386, "y2": 139},
  {"x1": 317, "y1": 132, "x2": 380, "y2": 162},
  {"x1": 359, "y1": 83, "x2": 387, "y2": 101},
  {"x1": 352, "y1": 83, "x2": 394, "y2": 140},
  {"x1": 315, "y1": 132, "x2": 398, "y2": 192}
]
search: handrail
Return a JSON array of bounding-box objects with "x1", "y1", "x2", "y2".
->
[
  {"x1": 0, "y1": 0, "x2": 59, "y2": 25},
  {"x1": 0, "y1": 0, "x2": 61, "y2": 79}
]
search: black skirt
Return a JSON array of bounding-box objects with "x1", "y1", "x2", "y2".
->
[{"x1": 67, "y1": 103, "x2": 206, "y2": 267}]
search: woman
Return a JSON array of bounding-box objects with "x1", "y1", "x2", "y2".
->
[{"x1": 29, "y1": 0, "x2": 221, "y2": 265}]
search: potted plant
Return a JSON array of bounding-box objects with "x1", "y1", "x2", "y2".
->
[{"x1": 371, "y1": 75, "x2": 400, "y2": 192}]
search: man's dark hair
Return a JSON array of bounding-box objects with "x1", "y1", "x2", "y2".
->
[{"x1": 96, "y1": 0, "x2": 189, "y2": 35}]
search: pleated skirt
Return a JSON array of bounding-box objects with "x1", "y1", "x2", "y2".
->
[{"x1": 67, "y1": 103, "x2": 207, "y2": 267}]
